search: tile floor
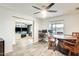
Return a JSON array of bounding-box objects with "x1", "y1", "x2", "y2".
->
[{"x1": 5, "y1": 42, "x2": 65, "y2": 56}]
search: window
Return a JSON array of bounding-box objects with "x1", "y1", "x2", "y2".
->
[{"x1": 48, "y1": 20, "x2": 64, "y2": 35}]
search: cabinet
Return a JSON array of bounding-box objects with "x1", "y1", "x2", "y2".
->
[{"x1": 0, "y1": 38, "x2": 4, "y2": 56}]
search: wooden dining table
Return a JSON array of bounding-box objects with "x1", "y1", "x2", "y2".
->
[
  {"x1": 53, "y1": 35, "x2": 77, "y2": 45},
  {"x1": 53, "y1": 35, "x2": 77, "y2": 40}
]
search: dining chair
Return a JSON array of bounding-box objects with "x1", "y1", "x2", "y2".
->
[
  {"x1": 63, "y1": 32, "x2": 79, "y2": 55},
  {"x1": 68, "y1": 37, "x2": 79, "y2": 55},
  {"x1": 48, "y1": 34, "x2": 56, "y2": 50},
  {"x1": 72, "y1": 32, "x2": 79, "y2": 37},
  {"x1": 68, "y1": 32, "x2": 79, "y2": 55}
]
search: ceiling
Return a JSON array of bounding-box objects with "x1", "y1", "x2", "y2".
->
[{"x1": 0, "y1": 3, "x2": 79, "y2": 19}]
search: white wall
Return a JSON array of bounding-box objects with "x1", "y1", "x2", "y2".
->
[
  {"x1": 38, "y1": 12, "x2": 79, "y2": 35},
  {"x1": 0, "y1": 6, "x2": 38, "y2": 53},
  {"x1": 38, "y1": 19, "x2": 48, "y2": 30}
]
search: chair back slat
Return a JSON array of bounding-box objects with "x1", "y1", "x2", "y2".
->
[
  {"x1": 72, "y1": 32, "x2": 79, "y2": 52},
  {"x1": 72, "y1": 32, "x2": 79, "y2": 37}
]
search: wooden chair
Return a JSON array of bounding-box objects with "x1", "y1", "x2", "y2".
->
[
  {"x1": 62, "y1": 32, "x2": 79, "y2": 55},
  {"x1": 68, "y1": 37, "x2": 79, "y2": 55},
  {"x1": 72, "y1": 32, "x2": 79, "y2": 37},
  {"x1": 48, "y1": 35, "x2": 55, "y2": 50},
  {"x1": 69, "y1": 32, "x2": 79, "y2": 55}
]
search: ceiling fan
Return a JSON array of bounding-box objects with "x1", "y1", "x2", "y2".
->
[{"x1": 32, "y1": 3, "x2": 57, "y2": 14}]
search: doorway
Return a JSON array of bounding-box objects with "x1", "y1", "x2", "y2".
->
[{"x1": 14, "y1": 16, "x2": 34, "y2": 47}]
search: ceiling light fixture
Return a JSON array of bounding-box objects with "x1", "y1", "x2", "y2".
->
[{"x1": 41, "y1": 9, "x2": 47, "y2": 18}]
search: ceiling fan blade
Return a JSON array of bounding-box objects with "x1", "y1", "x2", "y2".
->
[
  {"x1": 46, "y1": 3, "x2": 55, "y2": 9},
  {"x1": 32, "y1": 6, "x2": 41, "y2": 10},
  {"x1": 33, "y1": 12, "x2": 40, "y2": 14},
  {"x1": 47, "y1": 10, "x2": 57, "y2": 12}
]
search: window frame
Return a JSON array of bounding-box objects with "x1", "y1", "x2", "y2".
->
[{"x1": 48, "y1": 20, "x2": 64, "y2": 35}]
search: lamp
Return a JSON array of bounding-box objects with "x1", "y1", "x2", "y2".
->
[{"x1": 41, "y1": 9, "x2": 47, "y2": 18}]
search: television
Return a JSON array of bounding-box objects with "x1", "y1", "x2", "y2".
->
[
  {"x1": 22, "y1": 28, "x2": 27, "y2": 31},
  {"x1": 42, "y1": 30, "x2": 47, "y2": 33},
  {"x1": 15, "y1": 27, "x2": 21, "y2": 33}
]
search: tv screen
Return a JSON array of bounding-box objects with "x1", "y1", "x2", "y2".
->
[
  {"x1": 22, "y1": 28, "x2": 27, "y2": 31},
  {"x1": 15, "y1": 27, "x2": 21, "y2": 32},
  {"x1": 42, "y1": 30, "x2": 47, "y2": 33}
]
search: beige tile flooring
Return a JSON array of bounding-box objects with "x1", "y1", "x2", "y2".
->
[{"x1": 5, "y1": 42, "x2": 65, "y2": 56}]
